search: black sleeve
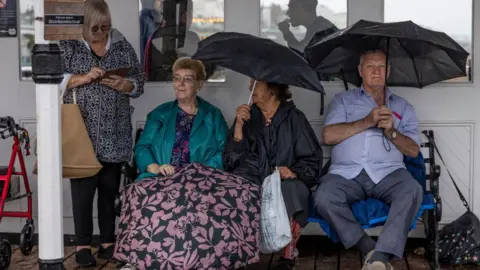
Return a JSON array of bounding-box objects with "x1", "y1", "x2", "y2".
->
[
  {"x1": 290, "y1": 112, "x2": 323, "y2": 187},
  {"x1": 222, "y1": 122, "x2": 249, "y2": 172}
]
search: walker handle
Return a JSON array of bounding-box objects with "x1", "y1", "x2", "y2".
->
[{"x1": 0, "y1": 116, "x2": 15, "y2": 130}]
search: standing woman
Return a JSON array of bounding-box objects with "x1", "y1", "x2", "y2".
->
[{"x1": 59, "y1": 0, "x2": 145, "y2": 267}]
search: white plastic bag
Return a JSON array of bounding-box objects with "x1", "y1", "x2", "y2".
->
[{"x1": 259, "y1": 168, "x2": 292, "y2": 253}]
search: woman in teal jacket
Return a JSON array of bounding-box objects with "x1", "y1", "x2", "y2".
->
[{"x1": 134, "y1": 57, "x2": 228, "y2": 181}]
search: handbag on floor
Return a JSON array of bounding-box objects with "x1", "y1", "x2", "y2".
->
[
  {"x1": 33, "y1": 89, "x2": 102, "y2": 179},
  {"x1": 425, "y1": 133, "x2": 480, "y2": 265}
]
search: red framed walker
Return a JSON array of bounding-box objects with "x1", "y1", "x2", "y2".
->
[{"x1": 0, "y1": 116, "x2": 35, "y2": 269}]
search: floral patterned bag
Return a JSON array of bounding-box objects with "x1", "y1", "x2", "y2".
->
[{"x1": 114, "y1": 163, "x2": 262, "y2": 269}]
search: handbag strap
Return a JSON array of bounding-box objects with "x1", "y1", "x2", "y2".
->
[
  {"x1": 60, "y1": 88, "x2": 77, "y2": 105},
  {"x1": 423, "y1": 131, "x2": 470, "y2": 211}
]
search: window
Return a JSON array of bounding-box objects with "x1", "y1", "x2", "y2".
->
[
  {"x1": 384, "y1": 0, "x2": 473, "y2": 82},
  {"x1": 260, "y1": 0, "x2": 347, "y2": 81},
  {"x1": 140, "y1": 0, "x2": 225, "y2": 82},
  {"x1": 19, "y1": 0, "x2": 35, "y2": 80}
]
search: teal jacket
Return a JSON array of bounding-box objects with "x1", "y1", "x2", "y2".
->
[{"x1": 134, "y1": 97, "x2": 228, "y2": 181}]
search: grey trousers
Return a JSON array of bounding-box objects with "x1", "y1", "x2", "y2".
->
[{"x1": 313, "y1": 169, "x2": 423, "y2": 258}]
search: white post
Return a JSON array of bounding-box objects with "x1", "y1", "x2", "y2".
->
[{"x1": 34, "y1": 0, "x2": 65, "y2": 267}]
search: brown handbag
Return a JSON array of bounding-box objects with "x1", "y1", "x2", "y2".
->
[{"x1": 33, "y1": 89, "x2": 103, "y2": 178}]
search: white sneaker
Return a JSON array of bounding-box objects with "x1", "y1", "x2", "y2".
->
[{"x1": 362, "y1": 251, "x2": 393, "y2": 270}]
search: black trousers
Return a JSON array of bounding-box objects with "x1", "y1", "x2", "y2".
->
[{"x1": 70, "y1": 162, "x2": 122, "y2": 246}]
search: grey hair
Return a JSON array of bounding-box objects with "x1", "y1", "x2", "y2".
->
[
  {"x1": 358, "y1": 49, "x2": 387, "y2": 67},
  {"x1": 83, "y1": 0, "x2": 112, "y2": 40}
]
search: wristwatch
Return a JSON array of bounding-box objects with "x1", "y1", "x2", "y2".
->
[{"x1": 389, "y1": 130, "x2": 397, "y2": 141}]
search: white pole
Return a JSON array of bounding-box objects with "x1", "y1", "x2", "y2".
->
[{"x1": 34, "y1": 0, "x2": 65, "y2": 266}]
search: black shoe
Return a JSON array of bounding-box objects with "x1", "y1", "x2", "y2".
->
[
  {"x1": 98, "y1": 244, "x2": 116, "y2": 261},
  {"x1": 273, "y1": 257, "x2": 296, "y2": 270},
  {"x1": 75, "y1": 248, "x2": 97, "y2": 268}
]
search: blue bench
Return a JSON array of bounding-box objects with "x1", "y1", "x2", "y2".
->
[{"x1": 306, "y1": 130, "x2": 442, "y2": 270}]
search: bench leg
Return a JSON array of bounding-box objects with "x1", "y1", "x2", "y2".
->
[
  {"x1": 425, "y1": 208, "x2": 440, "y2": 270},
  {"x1": 430, "y1": 217, "x2": 440, "y2": 270}
]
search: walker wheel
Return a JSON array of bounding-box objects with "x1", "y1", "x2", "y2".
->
[
  {"x1": 0, "y1": 238, "x2": 11, "y2": 270},
  {"x1": 20, "y1": 223, "x2": 34, "y2": 255}
]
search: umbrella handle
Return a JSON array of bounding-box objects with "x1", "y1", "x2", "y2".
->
[{"x1": 248, "y1": 80, "x2": 257, "y2": 105}]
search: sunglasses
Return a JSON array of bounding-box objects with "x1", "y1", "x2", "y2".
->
[{"x1": 91, "y1": 25, "x2": 111, "y2": 32}]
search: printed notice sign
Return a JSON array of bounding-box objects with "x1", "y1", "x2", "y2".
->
[
  {"x1": 45, "y1": 15, "x2": 84, "y2": 25},
  {"x1": 0, "y1": 0, "x2": 17, "y2": 37},
  {"x1": 44, "y1": 0, "x2": 84, "y2": 40}
]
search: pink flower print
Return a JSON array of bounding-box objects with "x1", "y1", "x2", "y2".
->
[
  {"x1": 183, "y1": 240, "x2": 192, "y2": 250},
  {"x1": 113, "y1": 163, "x2": 261, "y2": 270},
  {"x1": 131, "y1": 238, "x2": 147, "y2": 251},
  {"x1": 145, "y1": 254, "x2": 153, "y2": 267},
  {"x1": 199, "y1": 253, "x2": 215, "y2": 269},
  {"x1": 201, "y1": 194, "x2": 216, "y2": 204},
  {"x1": 185, "y1": 181, "x2": 196, "y2": 189},
  {"x1": 166, "y1": 218, "x2": 187, "y2": 239},
  {"x1": 160, "y1": 198, "x2": 176, "y2": 210},
  {"x1": 195, "y1": 202, "x2": 209, "y2": 214},
  {"x1": 198, "y1": 180, "x2": 213, "y2": 190},
  {"x1": 213, "y1": 204, "x2": 228, "y2": 216},
  {"x1": 155, "y1": 250, "x2": 168, "y2": 261},
  {"x1": 235, "y1": 197, "x2": 247, "y2": 212},
  {"x1": 221, "y1": 257, "x2": 232, "y2": 268},
  {"x1": 214, "y1": 240, "x2": 227, "y2": 256},
  {"x1": 195, "y1": 212, "x2": 209, "y2": 225},
  {"x1": 214, "y1": 189, "x2": 227, "y2": 197},
  {"x1": 227, "y1": 241, "x2": 239, "y2": 253},
  {"x1": 147, "y1": 241, "x2": 162, "y2": 253},
  {"x1": 186, "y1": 212, "x2": 197, "y2": 224},
  {"x1": 191, "y1": 227, "x2": 200, "y2": 237},
  {"x1": 221, "y1": 228, "x2": 231, "y2": 240},
  {"x1": 190, "y1": 191, "x2": 200, "y2": 202},
  {"x1": 474, "y1": 256, "x2": 478, "y2": 261},
  {"x1": 240, "y1": 212, "x2": 251, "y2": 228}
]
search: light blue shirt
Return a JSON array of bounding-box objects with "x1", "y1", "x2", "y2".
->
[{"x1": 324, "y1": 86, "x2": 420, "y2": 184}]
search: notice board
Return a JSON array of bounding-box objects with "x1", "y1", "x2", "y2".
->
[
  {"x1": 0, "y1": 0, "x2": 17, "y2": 37},
  {"x1": 44, "y1": 0, "x2": 84, "y2": 40}
]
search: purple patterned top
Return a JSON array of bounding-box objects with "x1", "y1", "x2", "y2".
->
[{"x1": 170, "y1": 109, "x2": 196, "y2": 167}]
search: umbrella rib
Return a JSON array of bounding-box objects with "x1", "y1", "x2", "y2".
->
[{"x1": 397, "y1": 41, "x2": 421, "y2": 88}]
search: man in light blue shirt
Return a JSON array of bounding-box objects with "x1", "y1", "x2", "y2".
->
[{"x1": 314, "y1": 49, "x2": 423, "y2": 270}]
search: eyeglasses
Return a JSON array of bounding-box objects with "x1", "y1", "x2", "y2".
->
[
  {"x1": 173, "y1": 76, "x2": 196, "y2": 84},
  {"x1": 91, "y1": 25, "x2": 111, "y2": 32}
]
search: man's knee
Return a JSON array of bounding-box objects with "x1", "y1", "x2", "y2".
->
[
  {"x1": 410, "y1": 180, "x2": 424, "y2": 207},
  {"x1": 399, "y1": 174, "x2": 424, "y2": 209},
  {"x1": 314, "y1": 174, "x2": 345, "y2": 210}
]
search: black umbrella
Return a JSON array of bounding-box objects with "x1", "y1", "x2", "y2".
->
[
  {"x1": 304, "y1": 19, "x2": 470, "y2": 88},
  {"x1": 191, "y1": 32, "x2": 325, "y2": 94}
]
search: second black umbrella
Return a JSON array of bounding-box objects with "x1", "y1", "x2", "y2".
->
[{"x1": 192, "y1": 32, "x2": 325, "y2": 94}]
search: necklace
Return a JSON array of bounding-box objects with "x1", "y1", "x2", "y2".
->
[{"x1": 183, "y1": 106, "x2": 197, "y2": 117}]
